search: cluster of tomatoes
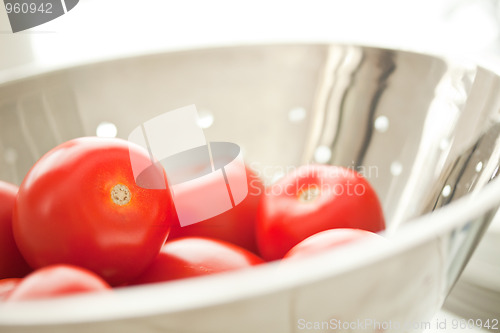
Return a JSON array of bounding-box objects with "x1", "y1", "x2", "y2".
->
[{"x1": 0, "y1": 137, "x2": 385, "y2": 302}]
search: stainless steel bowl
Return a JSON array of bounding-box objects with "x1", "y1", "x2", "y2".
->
[{"x1": 1, "y1": 44, "x2": 500, "y2": 333}]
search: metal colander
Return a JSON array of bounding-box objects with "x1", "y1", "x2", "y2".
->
[{"x1": 1, "y1": 44, "x2": 500, "y2": 333}]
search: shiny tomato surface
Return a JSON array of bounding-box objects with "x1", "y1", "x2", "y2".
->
[
  {"x1": 257, "y1": 164, "x2": 385, "y2": 261},
  {"x1": 4, "y1": 265, "x2": 110, "y2": 301},
  {"x1": 283, "y1": 228, "x2": 385, "y2": 260},
  {"x1": 13, "y1": 137, "x2": 174, "y2": 285},
  {"x1": 0, "y1": 181, "x2": 31, "y2": 279},
  {"x1": 0, "y1": 278, "x2": 22, "y2": 300},
  {"x1": 168, "y1": 165, "x2": 264, "y2": 254},
  {"x1": 132, "y1": 237, "x2": 264, "y2": 285}
]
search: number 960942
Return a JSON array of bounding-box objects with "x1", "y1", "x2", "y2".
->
[
  {"x1": 5, "y1": 2, "x2": 53, "y2": 14},
  {"x1": 451, "y1": 318, "x2": 498, "y2": 330}
]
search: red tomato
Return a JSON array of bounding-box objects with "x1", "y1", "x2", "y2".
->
[
  {"x1": 4, "y1": 265, "x2": 110, "y2": 302},
  {"x1": 131, "y1": 237, "x2": 264, "y2": 285},
  {"x1": 0, "y1": 181, "x2": 31, "y2": 279},
  {"x1": 256, "y1": 164, "x2": 385, "y2": 261},
  {"x1": 283, "y1": 228, "x2": 384, "y2": 260},
  {"x1": 168, "y1": 165, "x2": 264, "y2": 254},
  {"x1": 0, "y1": 278, "x2": 22, "y2": 300},
  {"x1": 13, "y1": 137, "x2": 174, "y2": 286}
]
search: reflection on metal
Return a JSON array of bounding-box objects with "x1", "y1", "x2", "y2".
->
[
  {"x1": 424, "y1": 122, "x2": 500, "y2": 291},
  {"x1": 304, "y1": 45, "x2": 365, "y2": 166}
]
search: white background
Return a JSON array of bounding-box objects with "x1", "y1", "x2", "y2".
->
[{"x1": 1, "y1": 0, "x2": 500, "y2": 72}]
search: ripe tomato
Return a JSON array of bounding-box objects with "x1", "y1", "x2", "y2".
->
[
  {"x1": 256, "y1": 164, "x2": 385, "y2": 260},
  {"x1": 131, "y1": 237, "x2": 264, "y2": 285},
  {"x1": 13, "y1": 137, "x2": 174, "y2": 286},
  {"x1": 4, "y1": 265, "x2": 110, "y2": 302},
  {"x1": 0, "y1": 278, "x2": 22, "y2": 300},
  {"x1": 283, "y1": 228, "x2": 384, "y2": 260},
  {"x1": 0, "y1": 181, "x2": 31, "y2": 279},
  {"x1": 168, "y1": 165, "x2": 264, "y2": 254}
]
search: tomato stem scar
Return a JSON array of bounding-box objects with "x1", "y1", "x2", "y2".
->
[
  {"x1": 298, "y1": 186, "x2": 320, "y2": 203},
  {"x1": 111, "y1": 184, "x2": 131, "y2": 206}
]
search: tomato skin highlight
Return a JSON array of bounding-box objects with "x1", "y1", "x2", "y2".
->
[
  {"x1": 4, "y1": 265, "x2": 110, "y2": 302},
  {"x1": 283, "y1": 228, "x2": 384, "y2": 260},
  {"x1": 0, "y1": 181, "x2": 32, "y2": 279},
  {"x1": 0, "y1": 278, "x2": 22, "y2": 300},
  {"x1": 131, "y1": 237, "x2": 264, "y2": 285},
  {"x1": 256, "y1": 165, "x2": 385, "y2": 261},
  {"x1": 13, "y1": 137, "x2": 174, "y2": 286},
  {"x1": 168, "y1": 165, "x2": 264, "y2": 254}
]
